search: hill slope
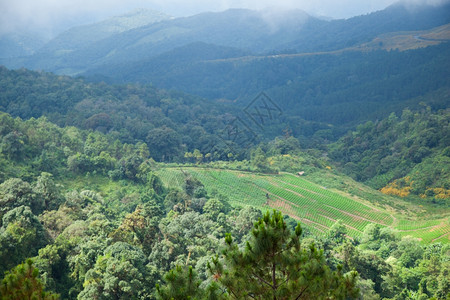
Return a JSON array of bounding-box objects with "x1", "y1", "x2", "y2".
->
[
  {"x1": 155, "y1": 167, "x2": 450, "y2": 243},
  {"x1": 330, "y1": 106, "x2": 450, "y2": 203},
  {"x1": 86, "y1": 41, "x2": 450, "y2": 128}
]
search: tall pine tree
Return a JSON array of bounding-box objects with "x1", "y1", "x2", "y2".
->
[{"x1": 208, "y1": 210, "x2": 359, "y2": 299}]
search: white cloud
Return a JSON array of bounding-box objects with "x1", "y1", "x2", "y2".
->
[{"x1": 1, "y1": 0, "x2": 447, "y2": 36}]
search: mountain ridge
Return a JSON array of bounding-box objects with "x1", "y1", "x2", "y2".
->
[{"x1": 3, "y1": 1, "x2": 449, "y2": 75}]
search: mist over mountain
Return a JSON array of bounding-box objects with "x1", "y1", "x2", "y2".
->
[{"x1": 2, "y1": 1, "x2": 449, "y2": 76}]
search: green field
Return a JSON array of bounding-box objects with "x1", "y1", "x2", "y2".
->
[{"x1": 156, "y1": 167, "x2": 450, "y2": 243}]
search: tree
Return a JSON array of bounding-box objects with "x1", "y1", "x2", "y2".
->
[
  {"x1": 163, "y1": 189, "x2": 189, "y2": 213},
  {"x1": 337, "y1": 241, "x2": 390, "y2": 296},
  {"x1": 109, "y1": 201, "x2": 162, "y2": 254},
  {"x1": 0, "y1": 131, "x2": 27, "y2": 160},
  {"x1": 0, "y1": 178, "x2": 44, "y2": 219},
  {"x1": 78, "y1": 242, "x2": 156, "y2": 300},
  {"x1": 0, "y1": 259, "x2": 59, "y2": 300},
  {"x1": 146, "y1": 126, "x2": 182, "y2": 161},
  {"x1": 34, "y1": 172, "x2": 62, "y2": 211},
  {"x1": 208, "y1": 210, "x2": 359, "y2": 299},
  {"x1": 0, "y1": 206, "x2": 49, "y2": 274},
  {"x1": 251, "y1": 147, "x2": 272, "y2": 173},
  {"x1": 228, "y1": 206, "x2": 262, "y2": 243},
  {"x1": 156, "y1": 265, "x2": 211, "y2": 300},
  {"x1": 148, "y1": 211, "x2": 223, "y2": 284}
]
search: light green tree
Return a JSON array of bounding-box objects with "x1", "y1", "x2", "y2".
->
[{"x1": 78, "y1": 242, "x2": 156, "y2": 299}]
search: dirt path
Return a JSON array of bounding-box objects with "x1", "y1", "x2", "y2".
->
[
  {"x1": 323, "y1": 204, "x2": 393, "y2": 226},
  {"x1": 432, "y1": 232, "x2": 450, "y2": 242},
  {"x1": 397, "y1": 224, "x2": 443, "y2": 232}
]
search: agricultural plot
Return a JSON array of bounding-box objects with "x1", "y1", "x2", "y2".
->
[{"x1": 156, "y1": 167, "x2": 449, "y2": 243}]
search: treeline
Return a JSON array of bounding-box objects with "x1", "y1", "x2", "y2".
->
[
  {"x1": 0, "y1": 112, "x2": 321, "y2": 183},
  {"x1": 330, "y1": 107, "x2": 449, "y2": 203},
  {"x1": 0, "y1": 67, "x2": 259, "y2": 162},
  {"x1": 0, "y1": 111, "x2": 155, "y2": 182}
]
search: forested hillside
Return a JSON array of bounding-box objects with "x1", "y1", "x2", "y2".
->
[
  {"x1": 0, "y1": 67, "x2": 259, "y2": 161},
  {"x1": 1, "y1": 65, "x2": 449, "y2": 202},
  {"x1": 88, "y1": 42, "x2": 450, "y2": 128},
  {"x1": 330, "y1": 107, "x2": 450, "y2": 204}
]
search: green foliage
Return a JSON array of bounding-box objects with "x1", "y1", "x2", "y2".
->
[
  {"x1": 0, "y1": 206, "x2": 49, "y2": 275},
  {"x1": 0, "y1": 68, "x2": 240, "y2": 163},
  {"x1": 32, "y1": 239, "x2": 76, "y2": 299},
  {"x1": 208, "y1": 210, "x2": 359, "y2": 299},
  {"x1": 0, "y1": 59, "x2": 448, "y2": 300},
  {"x1": 0, "y1": 178, "x2": 44, "y2": 219},
  {"x1": 0, "y1": 259, "x2": 59, "y2": 300},
  {"x1": 34, "y1": 172, "x2": 63, "y2": 211},
  {"x1": 156, "y1": 265, "x2": 213, "y2": 300},
  {"x1": 109, "y1": 201, "x2": 162, "y2": 254},
  {"x1": 149, "y1": 211, "x2": 221, "y2": 275},
  {"x1": 78, "y1": 242, "x2": 156, "y2": 299},
  {"x1": 330, "y1": 107, "x2": 450, "y2": 201}
]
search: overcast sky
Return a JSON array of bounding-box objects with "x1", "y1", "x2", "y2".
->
[{"x1": 0, "y1": 0, "x2": 447, "y2": 36}]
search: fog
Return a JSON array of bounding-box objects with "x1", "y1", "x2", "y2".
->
[{"x1": 0, "y1": 0, "x2": 448, "y2": 36}]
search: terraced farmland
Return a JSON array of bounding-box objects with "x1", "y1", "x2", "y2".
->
[{"x1": 156, "y1": 167, "x2": 449, "y2": 243}]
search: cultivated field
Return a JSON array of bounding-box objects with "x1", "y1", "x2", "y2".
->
[{"x1": 156, "y1": 167, "x2": 450, "y2": 243}]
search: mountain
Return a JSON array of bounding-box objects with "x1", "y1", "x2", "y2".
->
[
  {"x1": 5, "y1": 8, "x2": 317, "y2": 74},
  {"x1": 0, "y1": 8, "x2": 172, "y2": 73},
  {"x1": 3, "y1": 1, "x2": 450, "y2": 75},
  {"x1": 0, "y1": 32, "x2": 48, "y2": 58},
  {"x1": 36, "y1": 9, "x2": 172, "y2": 54},
  {"x1": 285, "y1": 1, "x2": 450, "y2": 52}
]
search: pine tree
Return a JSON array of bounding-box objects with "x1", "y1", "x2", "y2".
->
[
  {"x1": 208, "y1": 210, "x2": 359, "y2": 299},
  {"x1": 0, "y1": 259, "x2": 59, "y2": 300}
]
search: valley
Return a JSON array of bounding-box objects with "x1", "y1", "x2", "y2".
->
[{"x1": 0, "y1": 1, "x2": 449, "y2": 298}]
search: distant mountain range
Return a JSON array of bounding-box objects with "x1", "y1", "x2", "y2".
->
[
  {"x1": 1, "y1": 1, "x2": 449, "y2": 75},
  {"x1": 0, "y1": 9, "x2": 172, "y2": 65}
]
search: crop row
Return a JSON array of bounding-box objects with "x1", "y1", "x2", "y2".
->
[
  {"x1": 396, "y1": 219, "x2": 442, "y2": 231},
  {"x1": 277, "y1": 174, "x2": 394, "y2": 225},
  {"x1": 157, "y1": 168, "x2": 449, "y2": 242}
]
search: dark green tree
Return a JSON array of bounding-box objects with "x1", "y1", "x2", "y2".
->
[
  {"x1": 0, "y1": 259, "x2": 59, "y2": 300},
  {"x1": 0, "y1": 206, "x2": 49, "y2": 274},
  {"x1": 155, "y1": 265, "x2": 221, "y2": 300},
  {"x1": 208, "y1": 210, "x2": 359, "y2": 299},
  {"x1": 0, "y1": 178, "x2": 44, "y2": 219},
  {"x1": 34, "y1": 172, "x2": 63, "y2": 211}
]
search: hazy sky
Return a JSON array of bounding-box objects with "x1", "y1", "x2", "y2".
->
[{"x1": 0, "y1": 0, "x2": 447, "y2": 36}]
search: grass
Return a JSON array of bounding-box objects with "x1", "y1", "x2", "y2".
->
[{"x1": 156, "y1": 166, "x2": 450, "y2": 243}]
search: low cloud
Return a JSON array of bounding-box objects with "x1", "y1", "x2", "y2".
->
[{"x1": 1, "y1": 0, "x2": 447, "y2": 36}]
